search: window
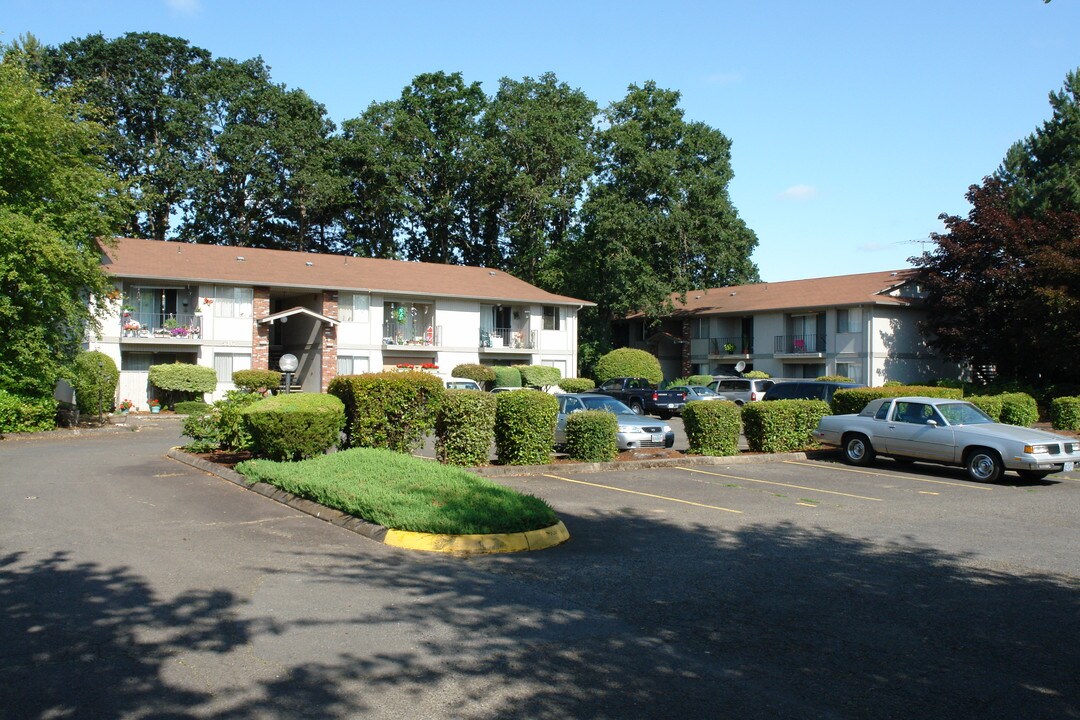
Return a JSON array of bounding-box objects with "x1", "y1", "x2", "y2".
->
[
  {"x1": 836, "y1": 362, "x2": 859, "y2": 382},
  {"x1": 384, "y1": 300, "x2": 435, "y2": 344},
  {"x1": 692, "y1": 318, "x2": 708, "y2": 339},
  {"x1": 337, "y1": 355, "x2": 369, "y2": 376},
  {"x1": 836, "y1": 309, "x2": 850, "y2": 334},
  {"x1": 338, "y1": 293, "x2": 370, "y2": 323},
  {"x1": 214, "y1": 353, "x2": 250, "y2": 383},
  {"x1": 214, "y1": 286, "x2": 253, "y2": 318},
  {"x1": 121, "y1": 351, "x2": 194, "y2": 371},
  {"x1": 542, "y1": 305, "x2": 561, "y2": 331}
]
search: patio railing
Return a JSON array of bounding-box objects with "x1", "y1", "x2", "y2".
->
[{"x1": 120, "y1": 312, "x2": 202, "y2": 339}]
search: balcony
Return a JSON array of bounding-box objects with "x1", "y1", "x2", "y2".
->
[
  {"x1": 382, "y1": 323, "x2": 442, "y2": 348},
  {"x1": 480, "y1": 328, "x2": 536, "y2": 351},
  {"x1": 708, "y1": 336, "x2": 753, "y2": 357},
  {"x1": 774, "y1": 334, "x2": 826, "y2": 356},
  {"x1": 120, "y1": 312, "x2": 202, "y2": 342}
]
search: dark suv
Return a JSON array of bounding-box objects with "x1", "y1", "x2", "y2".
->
[{"x1": 763, "y1": 380, "x2": 865, "y2": 403}]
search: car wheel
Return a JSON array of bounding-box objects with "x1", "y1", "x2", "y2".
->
[
  {"x1": 965, "y1": 448, "x2": 1004, "y2": 483},
  {"x1": 658, "y1": 412, "x2": 671, "y2": 420},
  {"x1": 842, "y1": 433, "x2": 875, "y2": 467},
  {"x1": 1017, "y1": 470, "x2": 1051, "y2": 482},
  {"x1": 629, "y1": 400, "x2": 644, "y2": 414}
]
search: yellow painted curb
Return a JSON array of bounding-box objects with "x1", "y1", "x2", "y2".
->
[{"x1": 383, "y1": 520, "x2": 570, "y2": 555}]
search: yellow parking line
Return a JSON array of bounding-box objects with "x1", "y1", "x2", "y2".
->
[
  {"x1": 676, "y1": 467, "x2": 883, "y2": 502},
  {"x1": 541, "y1": 473, "x2": 743, "y2": 514},
  {"x1": 781, "y1": 460, "x2": 994, "y2": 490},
  {"x1": 918, "y1": 491, "x2": 940, "y2": 496},
  {"x1": 797, "y1": 502, "x2": 818, "y2": 508}
]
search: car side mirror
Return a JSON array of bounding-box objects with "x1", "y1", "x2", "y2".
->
[{"x1": 925, "y1": 419, "x2": 938, "y2": 427}]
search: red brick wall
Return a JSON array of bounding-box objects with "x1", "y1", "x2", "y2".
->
[
  {"x1": 320, "y1": 291, "x2": 338, "y2": 392},
  {"x1": 252, "y1": 287, "x2": 271, "y2": 370}
]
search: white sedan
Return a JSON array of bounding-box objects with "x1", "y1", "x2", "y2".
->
[{"x1": 815, "y1": 396, "x2": 1079, "y2": 482}]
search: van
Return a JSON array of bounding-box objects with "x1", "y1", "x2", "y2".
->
[
  {"x1": 707, "y1": 377, "x2": 775, "y2": 405},
  {"x1": 762, "y1": 380, "x2": 865, "y2": 403}
]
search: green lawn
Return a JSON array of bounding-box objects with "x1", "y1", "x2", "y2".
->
[{"x1": 235, "y1": 447, "x2": 558, "y2": 535}]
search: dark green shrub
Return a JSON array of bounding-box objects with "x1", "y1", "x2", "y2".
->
[
  {"x1": 451, "y1": 363, "x2": 497, "y2": 388},
  {"x1": 493, "y1": 366, "x2": 522, "y2": 388},
  {"x1": 817, "y1": 375, "x2": 853, "y2": 383},
  {"x1": 967, "y1": 395, "x2": 1004, "y2": 421},
  {"x1": 1050, "y1": 397, "x2": 1080, "y2": 431},
  {"x1": 174, "y1": 400, "x2": 209, "y2": 415},
  {"x1": 742, "y1": 400, "x2": 832, "y2": 453},
  {"x1": 565, "y1": 410, "x2": 618, "y2": 462},
  {"x1": 328, "y1": 371, "x2": 444, "y2": 453},
  {"x1": 687, "y1": 374, "x2": 714, "y2": 386},
  {"x1": 181, "y1": 407, "x2": 221, "y2": 453},
  {"x1": 232, "y1": 369, "x2": 282, "y2": 394},
  {"x1": 558, "y1": 377, "x2": 596, "y2": 393},
  {"x1": 70, "y1": 350, "x2": 119, "y2": 415},
  {"x1": 435, "y1": 390, "x2": 496, "y2": 466},
  {"x1": 494, "y1": 389, "x2": 558, "y2": 465},
  {"x1": 515, "y1": 364, "x2": 562, "y2": 389},
  {"x1": 216, "y1": 390, "x2": 263, "y2": 449},
  {"x1": 149, "y1": 362, "x2": 217, "y2": 406},
  {"x1": 831, "y1": 386, "x2": 963, "y2": 415},
  {"x1": 242, "y1": 393, "x2": 345, "y2": 461},
  {"x1": 593, "y1": 348, "x2": 663, "y2": 385},
  {"x1": 683, "y1": 400, "x2": 742, "y2": 456},
  {"x1": 0, "y1": 390, "x2": 57, "y2": 433},
  {"x1": 998, "y1": 392, "x2": 1039, "y2": 427}
]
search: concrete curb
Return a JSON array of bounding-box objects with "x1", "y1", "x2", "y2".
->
[
  {"x1": 166, "y1": 448, "x2": 571, "y2": 555},
  {"x1": 472, "y1": 449, "x2": 838, "y2": 477}
]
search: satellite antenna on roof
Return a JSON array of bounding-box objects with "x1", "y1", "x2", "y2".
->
[{"x1": 735, "y1": 361, "x2": 746, "y2": 375}]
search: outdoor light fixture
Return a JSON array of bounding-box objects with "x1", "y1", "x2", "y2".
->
[{"x1": 279, "y1": 353, "x2": 298, "y2": 393}]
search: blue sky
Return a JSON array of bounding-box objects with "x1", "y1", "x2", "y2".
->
[{"x1": 4, "y1": 1, "x2": 1079, "y2": 282}]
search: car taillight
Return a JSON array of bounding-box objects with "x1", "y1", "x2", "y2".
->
[{"x1": 652, "y1": 391, "x2": 659, "y2": 401}]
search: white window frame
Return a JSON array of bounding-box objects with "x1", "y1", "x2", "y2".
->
[
  {"x1": 213, "y1": 286, "x2": 253, "y2": 319},
  {"x1": 837, "y1": 308, "x2": 850, "y2": 334},
  {"x1": 339, "y1": 293, "x2": 370, "y2": 323},
  {"x1": 214, "y1": 352, "x2": 251, "y2": 383},
  {"x1": 543, "y1": 305, "x2": 561, "y2": 331},
  {"x1": 337, "y1": 355, "x2": 370, "y2": 376}
]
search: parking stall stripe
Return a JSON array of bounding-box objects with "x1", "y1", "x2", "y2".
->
[
  {"x1": 676, "y1": 467, "x2": 884, "y2": 502},
  {"x1": 540, "y1": 474, "x2": 743, "y2": 514},
  {"x1": 780, "y1": 460, "x2": 994, "y2": 490}
]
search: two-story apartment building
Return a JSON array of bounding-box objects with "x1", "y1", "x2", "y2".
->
[
  {"x1": 616, "y1": 269, "x2": 960, "y2": 386},
  {"x1": 90, "y1": 238, "x2": 590, "y2": 408}
]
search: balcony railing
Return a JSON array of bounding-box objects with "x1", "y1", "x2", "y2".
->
[
  {"x1": 709, "y1": 336, "x2": 753, "y2": 356},
  {"x1": 120, "y1": 312, "x2": 202, "y2": 340},
  {"x1": 775, "y1": 334, "x2": 826, "y2": 354},
  {"x1": 480, "y1": 328, "x2": 536, "y2": 350},
  {"x1": 382, "y1": 323, "x2": 442, "y2": 347}
]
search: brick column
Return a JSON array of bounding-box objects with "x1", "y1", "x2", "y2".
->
[
  {"x1": 252, "y1": 287, "x2": 271, "y2": 370},
  {"x1": 681, "y1": 319, "x2": 692, "y2": 377},
  {"x1": 320, "y1": 291, "x2": 339, "y2": 393}
]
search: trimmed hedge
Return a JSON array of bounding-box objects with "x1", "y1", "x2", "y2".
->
[
  {"x1": 494, "y1": 389, "x2": 558, "y2": 465},
  {"x1": 565, "y1": 410, "x2": 618, "y2": 462},
  {"x1": 558, "y1": 377, "x2": 596, "y2": 393},
  {"x1": 241, "y1": 393, "x2": 345, "y2": 462},
  {"x1": 174, "y1": 400, "x2": 209, "y2": 415},
  {"x1": 450, "y1": 363, "x2": 497, "y2": 388},
  {"x1": 232, "y1": 369, "x2": 282, "y2": 393},
  {"x1": 817, "y1": 375, "x2": 853, "y2": 382},
  {"x1": 831, "y1": 386, "x2": 963, "y2": 415},
  {"x1": 515, "y1": 364, "x2": 562, "y2": 389},
  {"x1": 687, "y1": 374, "x2": 714, "y2": 386},
  {"x1": 435, "y1": 390, "x2": 496, "y2": 466},
  {"x1": 743, "y1": 370, "x2": 771, "y2": 379},
  {"x1": 967, "y1": 395, "x2": 1004, "y2": 421},
  {"x1": 70, "y1": 350, "x2": 119, "y2": 415},
  {"x1": 997, "y1": 392, "x2": 1039, "y2": 427},
  {"x1": 149, "y1": 362, "x2": 217, "y2": 407},
  {"x1": 1050, "y1": 396, "x2": 1080, "y2": 431},
  {"x1": 0, "y1": 390, "x2": 57, "y2": 433},
  {"x1": 493, "y1": 366, "x2": 522, "y2": 388},
  {"x1": 683, "y1": 400, "x2": 742, "y2": 456},
  {"x1": 742, "y1": 400, "x2": 832, "y2": 453},
  {"x1": 328, "y1": 371, "x2": 444, "y2": 453},
  {"x1": 593, "y1": 348, "x2": 663, "y2": 385}
]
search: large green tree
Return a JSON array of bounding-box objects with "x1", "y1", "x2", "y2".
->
[
  {"x1": 566, "y1": 81, "x2": 759, "y2": 349},
  {"x1": 0, "y1": 57, "x2": 126, "y2": 395}
]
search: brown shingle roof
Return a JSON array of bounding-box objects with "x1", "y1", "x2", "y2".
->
[
  {"x1": 633, "y1": 269, "x2": 917, "y2": 317},
  {"x1": 100, "y1": 238, "x2": 591, "y2": 306}
]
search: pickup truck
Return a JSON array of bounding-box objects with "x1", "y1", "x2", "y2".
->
[{"x1": 594, "y1": 377, "x2": 687, "y2": 419}]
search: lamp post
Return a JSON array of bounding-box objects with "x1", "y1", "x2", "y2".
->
[{"x1": 279, "y1": 353, "x2": 298, "y2": 393}]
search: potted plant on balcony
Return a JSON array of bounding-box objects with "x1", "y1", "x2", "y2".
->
[{"x1": 723, "y1": 342, "x2": 736, "y2": 354}]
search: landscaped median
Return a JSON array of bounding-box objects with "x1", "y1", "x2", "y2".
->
[{"x1": 171, "y1": 446, "x2": 569, "y2": 555}]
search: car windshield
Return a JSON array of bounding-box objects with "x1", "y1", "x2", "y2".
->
[
  {"x1": 689, "y1": 386, "x2": 719, "y2": 396},
  {"x1": 936, "y1": 402, "x2": 994, "y2": 426},
  {"x1": 580, "y1": 396, "x2": 634, "y2": 414}
]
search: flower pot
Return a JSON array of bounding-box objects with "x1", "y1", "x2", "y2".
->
[{"x1": 150, "y1": 406, "x2": 161, "y2": 414}]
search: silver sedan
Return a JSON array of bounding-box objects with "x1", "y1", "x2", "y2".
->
[{"x1": 556, "y1": 393, "x2": 675, "y2": 450}]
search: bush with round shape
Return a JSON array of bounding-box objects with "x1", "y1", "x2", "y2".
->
[
  {"x1": 683, "y1": 400, "x2": 742, "y2": 456},
  {"x1": 492, "y1": 366, "x2": 522, "y2": 388},
  {"x1": 0, "y1": 390, "x2": 57, "y2": 433},
  {"x1": 593, "y1": 348, "x2": 663, "y2": 385},
  {"x1": 565, "y1": 410, "x2": 618, "y2": 462},
  {"x1": 70, "y1": 350, "x2": 119, "y2": 415},
  {"x1": 817, "y1": 375, "x2": 853, "y2": 383},
  {"x1": 515, "y1": 364, "x2": 561, "y2": 389},
  {"x1": 830, "y1": 386, "x2": 963, "y2": 416},
  {"x1": 232, "y1": 369, "x2": 282, "y2": 394},
  {"x1": 742, "y1": 400, "x2": 832, "y2": 453},
  {"x1": 494, "y1": 389, "x2": 558, "y2": 465},
  {"x1": 558, "y1": 377, "x2": 596, "y2": 393},
  {"x1": 997, "y1": 392, "x2": 1039, "y2": 427},
  {"x1": 242, "y1": 393, "x2": 345, "y2": 461},
  {"x1": 687, "y1": 374, "x2": 714, "y2": 385},
  {"x1": 450, "y1": 363, "x2": 497, "y2": 388},
  {"x1": 435, "y1": 390, "x2": 496, "y2": 466},
  {"x1": 328, "y1": 371, "x2": 444, "y2": 453},
  {"x1": 174, "y1": 400, "x2": 209, "y2": 415},
  {"x1": 743, "y1": 370, "x2": 771, "y2": 379},
  {"x1": 1050, "y1": 397, "x2": 1080, "y2": 431},
  {"x1": 967, "y1": 395, "x2": 1003, "y2": 421},
  {"x1": 148, "y1": 362, "x2": 217, "y2": 406}
]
